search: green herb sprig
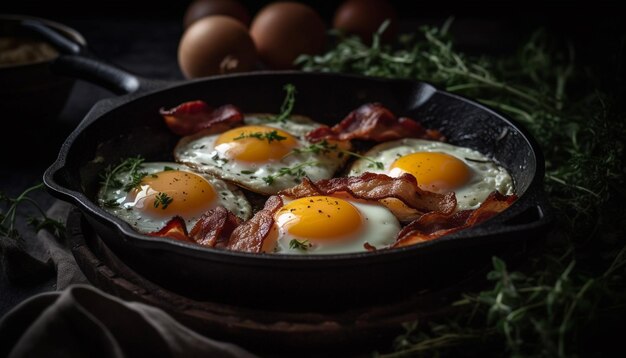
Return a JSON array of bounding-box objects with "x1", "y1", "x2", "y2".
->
[
  {"x1": 289, "y1": 139, "x2": 384, "y2": 169},
  {"x1": 1, "y1": 183, "x2": 65, "y2": 240},
  {"x1": 267, "y1": 84, "x2": 296, "y2": 123},
  {"x1": 99, "y1": 156, "x2": 146, "y2": 194},
  {"x1": 262, "y1": 160, "x2": 319, "y2": 185}
]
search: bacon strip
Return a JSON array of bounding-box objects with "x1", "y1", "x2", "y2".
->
[
  {"x1": 227, "y1": 196, "x2": 284, "y2": 253},
  {"x1": 279, "y1": 173, "x2": 456, "y2": 215},
  {"x1": 306, "y1": 103, "x2": 445, "y2": 143},
  {"x1": 189, "y1": 206, "x2": 242, "y2": 248},
  {"x1": 160, "y1": 100, "x2": 243, "y2": 136},
  {"x1": 148, "y1": 216, "x2": 193, "y2": 243},
  {"x1": 393, "y1": 191, "x2": 517, "y2": 248}
]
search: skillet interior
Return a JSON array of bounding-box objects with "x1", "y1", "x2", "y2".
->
[{"x1": 46, "y1": 72, "x2": 551, "y2": 311}]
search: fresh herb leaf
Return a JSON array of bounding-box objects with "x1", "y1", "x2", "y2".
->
[
  {"x1": 163, "y1": 166, "x2": 175, "y2": 171},
  {"x1": 289, "y1": 239, "x2": 311, "y2": 250},
  {"x1": 153, "y1": 192, "x2": 173, "y2": 210}
]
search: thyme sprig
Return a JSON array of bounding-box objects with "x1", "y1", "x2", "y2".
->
[
  {"x1": 99, "y1": 156, "x2": 146, "y2": 194},
  {"x1": 289, "y1": 139, "x2": 384, "y2": 169},
  {"x1": 262, "y1": 160, "x2": 319, "y2": 185},
  {"x1": 267, "y1": 84, "x2": 296, "y2": 123},
  {"x1": 1, "y1": 183, "x2": 65, "y2": 240},
  {"x1": 300, "y1": 20, "x2": 626, "y2": 357}
]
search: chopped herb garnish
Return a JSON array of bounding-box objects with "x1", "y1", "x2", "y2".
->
[
  {"x1": 289, "y1": 239, "x2": 311, "y2": 250},
  {"x1": 262, "y1": 160, "x2": 319, "y2": 185},
  {"x1": 163, "y1": 166, "x2": 175, "y2": 171},
  {"x1": 153, "y1": 192, "x2": 173, "y2": 210},
  {"x1": 241, "y1": 170, "x2": 255, "y2": 174},
  {"x1": 288, "y1": 140, "x2": 384, "y2": 169},
  {"x1": 211, "y1": 153, "x2": 229, "y2": 164},
  {"x1": 233, "y1": 130, "x2": 287, "y2": 143}
]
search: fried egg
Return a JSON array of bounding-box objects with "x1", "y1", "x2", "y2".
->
[
  {"x1": 262, "y1": 195, "x2": 401, "y2": 254},
  {"x1": 98, "y1": 162, "x2": 251, "y2": 233},
  {"x1": 174, "y1": 114, "x2": 349, "y2": 195},
  {"x1": 349, "y1": 139, "x2": 514, "y2": 210}
]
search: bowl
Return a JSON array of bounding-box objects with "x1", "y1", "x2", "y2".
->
[{"x1": 0, "y1": 14, "x2": 86, "y2": 120}]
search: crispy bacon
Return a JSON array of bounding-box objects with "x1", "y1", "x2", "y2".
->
[
  {"x1": 159, "y1": 100, "x2": 243, "y2": 136},
  {"x1": 227, "y1": 196, "x2": 284, "y2": 253},
  {"x1": 189, "y1": 206, "x2": 242, "y2": 248},
  {"x1": 279, "y1": 173, "x2": 456, "y2": 215},
  {"x1": 306, "y1": 103, "x2": 445, "y2": 143},
  {"x1": 393, "y1": 191, "x2": 517, "y2": 248},
  {"x1": 148, "y1": 216, "x2": 193, "y2": 243}
]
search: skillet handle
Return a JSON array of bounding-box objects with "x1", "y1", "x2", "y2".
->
[
  {"x1": 21, "y1": 19, "x2": 142, "y2": 95},
  {"x1": 52, "y1": 56, "x2": 141, "y2": 95}
]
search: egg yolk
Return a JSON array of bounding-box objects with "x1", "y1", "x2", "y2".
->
[
  {"x1": 275, "y1": 196, "x2": 363, "y2": 242},
  {"x1": 389, "y1": 152, "x2": 470, "y2": 192},
  {"x1": 215, "y1": 125, "x2": 298, "y2": 162},
  {"x1": 124, "y1": 170, "x2": 216, "y2": 219}
]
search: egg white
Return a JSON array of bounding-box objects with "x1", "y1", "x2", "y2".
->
[
  {"x1": 268, "y1": 196, "x2": 401, "y2": 255},
  {"x1": 349, "y1": 139, "x2": 515, "y2": 210},
  {"x1": 97, "y1": 162, "x2": 251, "y2": 233},
  {"x1": 174, "y1": 114, "x2": 348, "y2": 194}
]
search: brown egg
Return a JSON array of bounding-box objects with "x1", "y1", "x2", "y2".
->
[
  {"x1": 333, "y1": 0, "x2": 397, "y2": 43},
  {"x1": 178, "y1": 16, "x2": 257, "y2": 78},
  {"x1": 183, "y1": 0, "x2": 251, "y2": 28},
  {"x1": 250, "y1": 2, "x2": 326, "y2": 69}
]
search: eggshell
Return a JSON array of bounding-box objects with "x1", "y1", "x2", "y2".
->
[
  {"x1": 178, "y1": 15, "x2": 257, "y2": 78},
  {"x1": 250, "y1": 2, "x2": 326, "y2": 69},
  {"x1": 333, "y1": 0, "x2": 397, "y2": 43}
]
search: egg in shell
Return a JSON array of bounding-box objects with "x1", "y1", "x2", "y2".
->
[
  {"x1": 98, "y1": 162, "x2": 251, "y2": 233},
  {"x1": 349, "y1": 139, "x2": 514, "y2": 210},
  {"x1": 174, "y1": 114, "x2": 350, "y2": 194},
  {"x1": 262, "y1": 194, "x2": 401, "y2": 254}
]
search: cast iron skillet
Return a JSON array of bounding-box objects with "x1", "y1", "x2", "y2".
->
[{"x1": 39, "y1": 23, "x2": 553, "y2": 311}]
